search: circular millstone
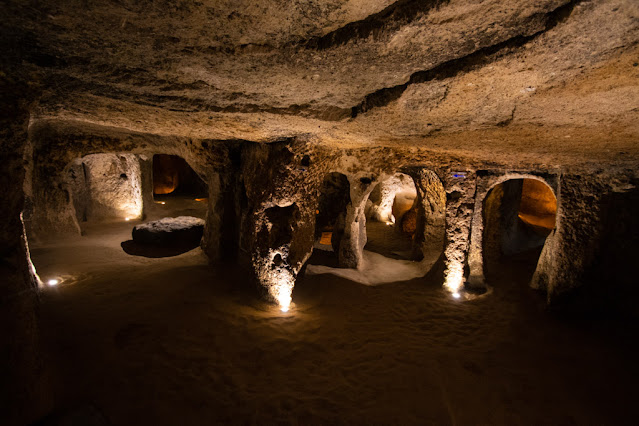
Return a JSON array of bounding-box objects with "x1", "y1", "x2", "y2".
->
[{"x1": 132, "y1": 216, "x2": 205, "y2": 246}]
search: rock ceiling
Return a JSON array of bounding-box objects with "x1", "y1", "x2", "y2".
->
[{"x1": 3, "y1": 0, "x2": 639, "y2": 167}]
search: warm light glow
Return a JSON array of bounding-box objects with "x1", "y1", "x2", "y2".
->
[
  {"x1": 47, "y1": 279, "x2": 59, "y2": 286},
  {"x1": 263, "y1": 253, "x2": 295, "y2": 313},
  {"x1": 269, "y1": 272, "x2": 294, "y2": 313},
  {"x1": 195, "y1": 198, "x2": 207, "y2": 202},
  {"x1": 276, "y1": 284, "x2": 292, "y2": 313},
  {"x1": 452, "y1": 292, "x2": 461, "y2": 299},
  {"x1": 444, "y1": 263, "x2": 464, "y2": 293},
  {"x1": 125, "y1": 217, "x2": 131, "y2": 221},
  {"x1": 319, "y1": 231, "x2": 332, "y2": 245},
  {"x1": 155, "y1": 201, "x2": 166, "y2": 205},
  {"x1": 385, "y1": 221, "x2": 394, "y2": 226}
]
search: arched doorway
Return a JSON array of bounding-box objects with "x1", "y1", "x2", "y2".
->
[
  {"x1": 365, "y1": 173, "x2": 418, "y2": 260},
  {"x1": 482, "y1": 178, "x2": 557, "y2": 285}
]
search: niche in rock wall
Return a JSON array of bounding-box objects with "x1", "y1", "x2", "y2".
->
[
  {"x1": 153, "y1": 154, "x2": 207, "y2": 198},
  {"x1": 264, "y1": 203, "x2": 300, "y2": 250},
  {"x1": 365, "y1": 173, "x2": 418, "y2": 260},
  {"x1": 68, "y1": 153, "x2": 143, "y2": 222},
  {"x1": 309, "y1": 173, "x2": 350, "y2": 267},
  {"x1": 483, "y1": 178, "x2": 557, "y2": 283}
]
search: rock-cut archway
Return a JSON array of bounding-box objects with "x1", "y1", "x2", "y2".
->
[
  {"x1": 365, "y1": 172, "x2": 418, "y2": 260},
  {"x1": 469, "y1": 176, "x2": 558, "y2": 290}
]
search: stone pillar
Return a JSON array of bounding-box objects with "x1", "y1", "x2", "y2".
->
[
  {"x1": 408, "y1": 169, "x2": 446, "y2": 262},
  {"x1": 29, "y1": 160, "x2": 82, "y2": 240},
  {"x1": 139, "y1": 154, "x2": 154, "y2": 219},
  {"x1": 531, "y1": 174, "x2": 592, "y2": 300},
  {"x1": 238, "y1": 141, "x2": 317, "y2": 309},
  {"x1": 201, "y1": 172, "x2": 225, "y2": 262},
  {"x1": 0, "y1": 89, "x2": 51, "y2": 424},
  {"x1": 338, "y1": 176, "x2": 375, "y2": 269},
  {"x1": 441, "y1": 170, "x2": 477, "y2": 293},
  {"x1": 467, "y1": 173, "x2": 491, "y2": 288}
]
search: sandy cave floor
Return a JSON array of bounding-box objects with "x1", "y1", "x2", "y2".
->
[{"x1": 28, "y1": 215, "x2": 639, "y2": 425}]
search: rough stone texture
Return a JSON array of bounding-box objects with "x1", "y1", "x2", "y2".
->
[
  {"x1": 238, "y1": 141, "x2": 318, "y2": 304},
  {"x1": 0, "y1": 75, "x2": 51, "y2": 426},
  {"x1": 139, "y1": 154, "x2": 155, "y2": 219},
  {"x1": 408, "y1": 168, "x2": 446, "y2": 261},
  {"x1": 339, "y1": 175, "x2": 376, "y2": 268},
  {"x1": 132, "y1": 216, "x2": 205, "y2": 245},
  {"x1": 2, "y1": 1, "x2": 639, "y2": 421},
  {"x1": 82, "y1": 154, "x2": 143, "y2": 220},
  {"x1": 368, "y1": 173, "x2": 416, "y2": 223},
  {"x1": 441, "y1": 170, "x2": 477, "y2": 292},
  {"x1": 531, "y1": 173, "x2": 638, "y2": 306}
]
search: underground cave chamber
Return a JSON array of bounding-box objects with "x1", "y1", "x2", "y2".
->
[
  {"x1": 25, "y1": 152, "x2": 211, "y2": 276},
  {"x1": 4, "y1": 1, "x2": 639, "y2": 424},
  {"x1": 305, "y1": 169, "x2": 447, "y2": 285},
  {"x1": 481, "y1": 178, "x2": 557, "y2": 285}
]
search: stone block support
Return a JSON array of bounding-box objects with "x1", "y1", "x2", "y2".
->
[
  {"x1": 440, "y1": 170, "x2": 477, "y2": 293},
  {"x1": 236, "y1": 141, "x2": 317, "y2": 310},
  {"x1": 338, "y1": 176, "x2": 375, "y2": 269},
  {"x1": 406, "y1": 168, "x2": 446, "y2": 262},
  {"x1": 0, "y1": 92, "x2": 51, "y2": 424}
]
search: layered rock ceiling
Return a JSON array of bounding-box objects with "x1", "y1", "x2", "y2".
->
[{"x1": 2, "y1": 0, "x2": 638, "y2": 169}]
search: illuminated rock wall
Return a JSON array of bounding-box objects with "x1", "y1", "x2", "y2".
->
[
  {"x1": 81, "y1": 154, "x2": 143, "y2": 221},
  {"x1": 368, "y1": 173, "x2": 416, "y2": 223},
  {"x1": 409, "y1": 169, "x2": 446, "y2": 262},
  {"x1": 0, "y1": 84, "x2": 51, "y2": 426},
  {"x1": 16, "y1": 120, "x2": 639, "y2": 315}
]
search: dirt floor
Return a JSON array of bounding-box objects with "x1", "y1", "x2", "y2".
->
[
  {"x1": 364, "y1": 221, "x2": 414, "y2": 260},
  {"x1": 29, "y1": 213, "x2": 638, "y2": 425}
]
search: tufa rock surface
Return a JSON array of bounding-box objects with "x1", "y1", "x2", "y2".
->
[{"x1": 132, "y1": 216, "x2": 205, "y2": 246}]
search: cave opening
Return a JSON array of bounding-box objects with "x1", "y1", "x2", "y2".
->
[
  {"x1": 364, "y1": 173, "x2": 418, "y2": 260},
  {"x1": 309, "y1": 172, "x2": 350, "y2": 267},
  {"x1": 482, "y1": 178, "x2": 557, "y2": 285},
  {"x1": 153, "y1": 154, "x2": 208, "y2": 200},
  {"x1": 26, "y1": 152, "x2": 212, "y2": 292}
]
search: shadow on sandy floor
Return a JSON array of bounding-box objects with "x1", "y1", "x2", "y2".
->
[{"x1": 120, "y1": 239, "x2": 199, "y2": 258}]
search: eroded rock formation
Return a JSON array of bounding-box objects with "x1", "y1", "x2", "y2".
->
[{"x1": 1, "y1": 0, "x2": 638, "y2": 424}]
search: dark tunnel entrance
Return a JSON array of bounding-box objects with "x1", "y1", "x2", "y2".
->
[
  {"x1": 309, "y1": 172, "x2": 350, "y2": 267},
  {"x1": 153, "y1": 154, "x2": 208, "y2": 199},
  {"x1": 482, "y1": 178, "x2": 557, "y2": 285}
]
